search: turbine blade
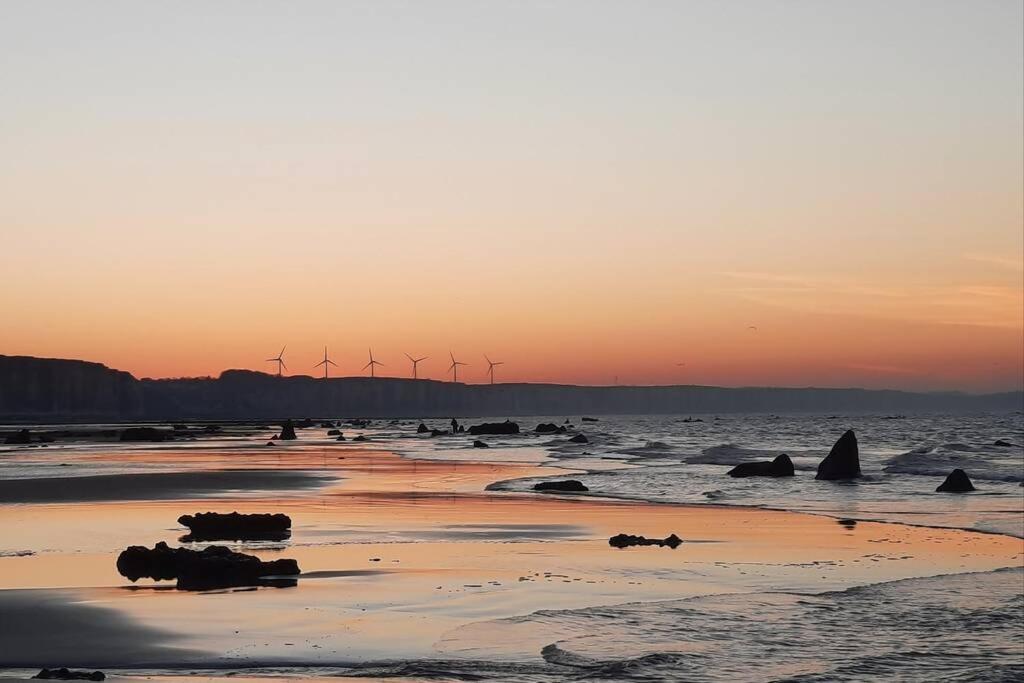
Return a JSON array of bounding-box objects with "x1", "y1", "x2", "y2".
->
[
  {"x1": 280, "y1": 361, "x2": 287, "y2": 370},
  {"x1": 362, "y1": 362, "x2": 372, "y2": 370},
  {"x1": 328, "y1": 360, "x2": 338, "y2": 366}
]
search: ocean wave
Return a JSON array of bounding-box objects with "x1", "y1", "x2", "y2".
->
[{"x1": 884, "y1": 444, "x2": 1024, "y2": 482}]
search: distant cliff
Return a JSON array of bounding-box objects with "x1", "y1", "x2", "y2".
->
[{"x1": 1, "y1": 355, "x2": 1021, "y2": 421}]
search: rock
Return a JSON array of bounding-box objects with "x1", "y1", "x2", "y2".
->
[
  {"x1": 458, "y1": 425, "x2": 465, "y2": 433},
  {"x1": 417, "y1": 423, "x2": 430, "y2": 434},
  {"x1": 473, "y1": 440, "x2": 489, "y2": 448},
  {"x1": 172, "y1": 424, "x2": 188, "y2": 431},
  {"x1": 279, "y1": 420, "x2": 297, "y2": 440},
  {"x1": 319, "y1": 421, "x2": 337, "y2": 428},
  {"x1": 265, "y1": 441, "x2": 276, "y2": 447},
  {"x1": 994, "y1": 439, "x2": 1013, "y2": 447},
  {"x1": 581, "y1": 416, "x2": 598, "y2": 422},
  {"x1": 203, "y1": 425, "x2": 222, "y2": 433},
  {"x1": 727, "y1": 453, "x2": 795, "y2": 478},
  {"x1": 468, "y1": 421, "x2": 520, "y2": 435},
  {"x1": 4, "y1": 428, "x2": 32, "y2": 444},
  {"x1": 568, "y1": 434, "x2": 589, "y2": 444},
  {"x1": 429, "y1": 429, "x2": 449, "y2": 437},
  {"x1": 335, "y1": 435, "x2": 346, "y2": 441},
  {"x1": 535, "y1": 423, "x2": 565, "y2": 434},
  {"x1": 609, "y1": 533, "x2": 682, "y2": 549},
  {"x1": 327, "y1": 429, "x2": 341, "y2": 436},
  {"x1": 178, "y1": 512, "x2": 292, "y2": 541},
  {"x1": 936, "y1": 469, "x2": 975, "y2": 493},
  {"x1": 353, "y1": 435, "x2": 368, "y2": 442},
  {"x1": 33, "y1": 669, "x2": 105, "y2": 681},
  {"x1": 815, "y1": 430, "x2": 861, "y2": 480},
  {"x1": 533, "y1": 480, "x2": 589, "y2": 492},
  {"x1": 116, "y1": 541, "x2": 300, "y2": 591},
  {"x1": 119, "y1": 427, "x2": 172, "y2": 442}
]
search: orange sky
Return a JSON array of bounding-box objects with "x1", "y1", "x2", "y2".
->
[{"x1": 0, "y1": 3, "x2": 1021, "y2": 392}]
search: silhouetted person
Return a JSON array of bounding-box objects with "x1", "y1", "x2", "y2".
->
[{"x1": 451, "y1": 418, "x2": 459, "y2": 433}]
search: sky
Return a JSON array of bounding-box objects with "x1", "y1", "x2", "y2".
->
[{"x1": 1, "y1": 1, "x2": 1021, "y2": 392}]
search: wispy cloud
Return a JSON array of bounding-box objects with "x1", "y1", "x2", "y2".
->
[{"x1": 965, "y1": 254, "x2": 1024, "y2": 272}]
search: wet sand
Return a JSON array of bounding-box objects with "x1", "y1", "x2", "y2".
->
[{"x1": 0, "y1": 445, "x2": 1021, "y2": 678}]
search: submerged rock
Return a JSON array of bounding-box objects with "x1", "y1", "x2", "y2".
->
[
  {"x1": 815, "y1": 430, "x2": 861, "y2": 480},
  {"x1": 535, "y1": 423, "x2": 564, "y2": 434},
  {"x1": 3, "y1": 428, "x2": 32, "y2": 444},
  {"x1": 430, "y1": 429, "x2": 449, "y2": 437},
  {"x1": 417, "y1": 423, "x2": 430, "y2": 434},
  {"x1": 335, "y1": 435, "x2": 346, "y2": 441},
  {"x1": 568, "y1": 433, "x2": 589, "y2": 444},
  {"x1": 581, "y1": 416, "x2": 598, "y2": 422},
  {"x1": 353, "y1": 435, "x2": 368, "y2": 442},
  {"x1": 936, "y1": 469, "x2": 975, "y2": 493},
  {"x1": 116, "y1": 541, "x2": 300, "y2": 591},
  {"x1": 533, "y1": 480, "x2": 589, "y2": 492},
  {"x1": 609, "y1": 533, "x2": 682, "y2": 549},
  {"x1": 178, "y1": 512, "x2": 292, "y2": 541},
  {"x1": 727, "y1": 453, "x2": 795, "y2": 478},
  {"x1": 994, "y1": 439, "x2": 1013, "y2": 447},
  {"x1": 279, "y1": 420, "x2": 297, "y2": 440},
  {"x1": 473, "y1": 440, "x2": 489, "y2": 448},
  {"x1": 327, "y1": 429, "x2": 341, "y2": 436},
  {"x1": 33, "y1": 669, "x2": 104, "y2": 681},
  {"x1": 468, "y1": 421, "x2": 520, "y2": 435},
  {"x1": 119, "y1": 427, "x2": 172, "y2": 442}
]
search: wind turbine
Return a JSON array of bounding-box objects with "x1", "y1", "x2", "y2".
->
[
  {"x1": 447, "y1": 351, "x2": 468, "y2": 383},
  {"x1": 405, "y1": 353, "x2": 428, "y2": 379},
  {"x1": 314, "y1": 346, "x2": 337, "y2": 379},
  {"x1": 363, "y1": 348, "x2": 384, "y2": 378},
  {"x1": 484, "y1": 355, "x2": 504, "y2": 385},
  {"x1": 266, "y1": 346, "x2": 287, "y2": 377}
]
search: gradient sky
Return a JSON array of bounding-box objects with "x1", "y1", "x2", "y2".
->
[{"x1": 1, "y1": 1, "x2": 1021, "y2": 391}]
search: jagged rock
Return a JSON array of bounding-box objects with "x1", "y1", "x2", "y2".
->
[
  {"x1": 473, "y1": 440, "x2": 489, "y2": 448},
  {"x1": 568, "y1": 434, "x2": 589, "y2": 444},
  {"x1": 279, "y1": 420, "x2": 297, "y2": 440},
  {"x1": 353, "y1": 435, "x2": 368, "y2": 442},
  {"x1": 727, "y1": 453, "x2": 795, "y2": 478},
  {"x1": 815, "y1": 430, "x2": 861, "y2": 480},
  {"x1": 266, "y1": 441, "x2": 275, "y2": 447},
  {"x1": 327, "y1": 429, "x2": 341, "y2": 436},
  {"x1": 458, "y1": 425, "x2": 465, "y2": 433},
  {"x1": 33, "y1": 669, "x2": 104, "y2": 681},
  {"x1": 335, "y1": 435, "x2": 346, "y2": 441},
  {"x1": 4, "y1": 428, "x2": 32, "y2": 444},
  {"x1": 417, "y1": 423, "x2": 430, "y2": 434},
  {"x1": 116, "y1": 541, "x2": 300, "y2": 590},
  {"x1": 119, "y1": 427, "x2": 172, "y2": 442},
  {"x1": 178, "y1": 512, "x2": 291, "y2": 541},
  {"x1": 468, "y1": 421, "x2": 520, "y2": 435},
  {"x1": 535, "y1": 423, "x2": 565, "y2": 434},
  {"x1": 533, "y1": 480, "x2": 589, "y2": 492},
  {"x1": 994, "y1": 439, "x2": 1013, "y2": 447},
  {"x1": 609, "y1": 533, "x2": 682, "y2": 549},
  {"x1": 936, "y1": 469, "x2": 975, "y2": 493}
]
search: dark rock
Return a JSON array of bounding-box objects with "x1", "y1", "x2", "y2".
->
[
  {"x1": 296, "y1": 418, "x2": 315, "y2": 428},
  {"x1": 568, "y1": 434, "x2": 589, "y2": 444},
  {"x1": 353, "y1": 435, "x2": 368, "y2": 442},
  {"x1": 116, "y1": 541, "x2": 300, "y2": 590},
  {"x1": 468, "y1": 421, "x2": 520, "y2": 435},
  {"x1": 335, "y1": 435, "x2": 346, "y2": 441},
  {"x1": 473, "y1": 440, "x2": 489, "y2": 448},
  {"x1": 815, "y1": 430, "x2": 861, "y2": 480},
  {"x1": 33, "y1": 668, "x2": 104, "y2": 681},
  {"x1": 430, "y1": 429, "x2": 449, "y2": 437},
  {"x1": 279, "y1": 420, "x2": 297, "y2": 440},
  {"x1": 319, "y1": 421, "x2": 337, "y2": 429},
  {"x1": 581, "y1": 416, "x2": 598, "y2": 422},
  {"x1": 533, "y1": 480, "x2": 589, "y2": 492},
  {"x1": 417, "y1": 423, "x2": 430, "y2": 434},
  {"x1": 535, "y1": 423, "x2": 565, "y2": 434},
  {"x1": 994, "y1": 439, "x2": 1013, "y2": 447},
  {"x1": 4, "y1": 428, "x2": 32, "y2": 444},
  {"x1": 727, "y1": 453, "x2": 794, "y2": 478},
  {"x1": 327, "y1": 429, "x2": 341, "y2": 436},
  {"x1": 609, "y1": 533, "x2": 682, "y2": 549},
  {"x1": 458, "y1": 425, "x2": 465, "y2": 433},
  {"x1": 178, "y1": 512, "x2": 291, "y2": 541},
  {"x1": 119, "y1": 427, "x2": 172, "y2": 442},
  {"x1": 936, "y1": 469, "x2": 975, "y2": 493},
  {"x1": 203, "y1": 424, "x2": 222, "y2": 433},
  {"x1": 265, "y1": 441, "x2": 275, "y2": 447}
]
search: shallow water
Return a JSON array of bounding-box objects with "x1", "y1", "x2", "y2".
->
[{"x1": 1, "y1": 412, "x2": 1022, "y2": 681}]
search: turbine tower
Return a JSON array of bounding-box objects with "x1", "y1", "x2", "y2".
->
[
  {"x1": 484, "y1": 355, "x2": 504, "y2": 385},
  {"x1": 266, "y1": 346, "x2": 287, "y2": 377},
  {"x1": 314, "y1": 346, "x2": 337, "y2": 379},
  {"x1": 405, "y1": 353, "x2": 428, "y2": 379},
  {"x1": 363, "y1": 348, "x2": 384, "y2": 378},
  {"x1": 447, "y1": 351, "x2": 468, "y2": 383}
]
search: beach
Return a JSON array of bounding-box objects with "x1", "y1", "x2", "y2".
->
[{"x1": 1, "y1": 419, "x2": 1022, "y2": 681}]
